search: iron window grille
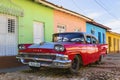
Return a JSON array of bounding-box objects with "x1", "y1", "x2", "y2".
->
[
  {"x1": 8, "y1": 18, "x2": 15, "y2": 33},
  {"x1": 57, "y1": 25, "x2": 66, "y2": 33}
]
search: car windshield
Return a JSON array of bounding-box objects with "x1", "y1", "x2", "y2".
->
[{"x1": 53, "y1": 33, "x2": 84, "y2": 42}]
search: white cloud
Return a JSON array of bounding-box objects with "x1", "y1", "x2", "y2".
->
[
  {"x1": 86, "y1": 12, "x2": 103, "y2": 19},
  {"x1": 105, "y1": 20, "x2": 120, "y2": 29},
  {"x1": 112, "y1": 29, "x2": 120, "y2": 33},
  {"x1": 105, "y1": 20, "x2": 120, "y2": 33},
  {"x1": 117, "y1": 1, "x2": 120, "y2": 5}
]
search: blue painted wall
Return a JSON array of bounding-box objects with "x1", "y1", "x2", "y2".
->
[{"x1": 86, "y1": 23, "x2": 106, "y2": 44}]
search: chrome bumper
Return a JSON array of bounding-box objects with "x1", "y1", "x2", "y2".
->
[{"x1": 16, "y1": 54, "x2": 71, "y2": 68}]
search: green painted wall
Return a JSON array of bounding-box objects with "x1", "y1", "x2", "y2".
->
[{"x1": 12, "y1": 0, "x2": 54, "y2": 44}]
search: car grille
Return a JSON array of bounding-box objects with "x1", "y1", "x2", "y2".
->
[
  {"x1": 25, "y1": 59, "x2": 53, "y2": 64},
  {"x1": 18, "y1": 53, "x2": 56, "y2": 60}
]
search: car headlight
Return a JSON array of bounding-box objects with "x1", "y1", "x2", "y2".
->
[
  {"x1": 18, "y1": 44, "x2": 26, "y2": 50},
  {"x1": 54, "y1": 44, "x2": 65, "y2": 52},
  {"x1": 56, "y1": 54, "x2": 68, "y2": 60}
]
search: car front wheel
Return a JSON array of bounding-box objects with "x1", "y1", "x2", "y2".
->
[{"x1": 69, "y1": 55, "x2": 82, "y2": 73}]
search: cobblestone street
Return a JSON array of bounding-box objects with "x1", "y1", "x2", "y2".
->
[{"x1": 0, "y1": 53, "x2": 120, "y2": 80}]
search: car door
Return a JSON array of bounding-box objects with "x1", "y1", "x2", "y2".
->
[
  {"x1": 86, "y1": 35, "x2": 95, "y2": 63},
  {"x1": 91, "y1": 36, "x2": 99, "y2": 62},
  {"x1": 86, "y1": 35, "x2": 99, "y2": 63}
]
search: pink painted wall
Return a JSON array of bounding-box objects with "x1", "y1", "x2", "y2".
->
[{"x1": 54, "y1": 10, "x2": 86, "y2": 33}]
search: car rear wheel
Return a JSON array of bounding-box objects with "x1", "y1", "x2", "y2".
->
[
  {"x1": 96, "y1": 55, "x2": 104, "y2": 64},
  {"x1": 69, "y1": 55, "x2": 82, "y2": 73}
]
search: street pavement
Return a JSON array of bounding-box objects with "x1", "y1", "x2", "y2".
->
[{"x1": 0, "y1": 66, "x2": 29, "y2": 73}]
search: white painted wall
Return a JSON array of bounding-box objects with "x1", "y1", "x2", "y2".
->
[{"x1": 0, "y1": 14, "x2": 17, "y2": 56}]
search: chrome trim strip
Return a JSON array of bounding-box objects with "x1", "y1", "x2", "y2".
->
[
  {"x1": 19, "y1": 52, "x2": 56, "y2": 56},
  {"x1": 56, "y1": 54, "x2": 68, "y2": 57},
  {"x1": 19, "y1": 53, "x2": 68, "y2": 58},
  {"x1": 53, "y1": 60, "x2": 71, "y2": 63},
  {"x1": 16, "y1": 57, "x2": 53, "y2": 62}
]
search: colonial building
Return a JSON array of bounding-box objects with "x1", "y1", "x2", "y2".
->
[
  {"x1": 86, "y1": 21, "x2": 111, "y2": 44},
  {"x1": 0, "y1": 0, "x2": 24, "y2": 68},
  {"x1": 53, "y1": 10, "x2": 92, "y2": 33},
  {"x1": 12, "y1": 0, "x2": 54, "y2": 44},
  {"x1": 0, "y1": 0, "x2": 23, "y2": 56},
  {"x1": 106, "y1": 31, "x2": 120, "y2": 53}
]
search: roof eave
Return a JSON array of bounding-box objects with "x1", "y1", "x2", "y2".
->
[
  {"x1": 87, "y1": 21, "x2": 111, "y2": 30},
  {"x1": 107, "y1": 31, "x2": 120, "y2": 36},
  {"x1": 35, "y1": 0, "x2": 93, "y2": 21}
]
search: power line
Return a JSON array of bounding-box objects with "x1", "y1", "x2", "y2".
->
[
  {"x1": 71, "y1": 0, "x2": 109, "y2": 22},
  {"x1": 94, "y1": 0, "x2": 119, "y2": 20},
  {"x1": 99, "y1": 0, "x2": 113, "y2": 8},
  {"x1": 71, "y1": 0, "x2": 87, "y2": 15},
  {"x1": 99, "y1": 0, "x2": 120, "y2": 18}
]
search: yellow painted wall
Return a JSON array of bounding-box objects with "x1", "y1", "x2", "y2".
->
[{"x1": 106, "y1": 31, "x2": 120, "y2": 53}]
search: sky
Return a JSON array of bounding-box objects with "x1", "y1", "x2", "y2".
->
[{"x1": 47, "y1": 0, "x2": 120, "y2": 33}]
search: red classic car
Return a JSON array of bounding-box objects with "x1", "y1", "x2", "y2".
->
[{"x1": 16, "y1": 32, "x2": 107, "y2": 73}]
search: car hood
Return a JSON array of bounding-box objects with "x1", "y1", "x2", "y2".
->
[{"x1": 28, "y1": 42, "x2": 75, "y2": 49}]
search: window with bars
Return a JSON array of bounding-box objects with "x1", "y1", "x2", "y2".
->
[
  {"x1": 57, "y1": 25, "x2": 66, "y2": 33},
  {"x1": 8, "y1": 18, "x2": 15, "y2": 33}
]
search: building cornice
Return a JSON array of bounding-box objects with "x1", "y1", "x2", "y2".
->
[{"x1": 35, "y1": 0, "x2": 93, "y2": 21}]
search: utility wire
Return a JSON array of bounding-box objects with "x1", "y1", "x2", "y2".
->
[
  {"x1": 72, "y1": 0, "x2": 106, "y2": 22},
  {"x1": 99, "y1": 0, "x2": 119, "y2": 18},
  {"x1": 71, "y1": 0, "x2": 87, "y2": 15},
  {"x1": 94, "y1": 0, "x2": 119, "y2": 20}
]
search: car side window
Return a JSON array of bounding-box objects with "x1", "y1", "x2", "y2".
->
[
  {"x1": 69, "y1": 34, "x2": 85, "y2": 43},
  {"x1": 92, "y1": 37, "x2": 98, "y2": 44},
  {"x1": 71, "y1": 38, "x2": 84, "y2": 42},
  {"x1": 86, "y1": 36, "x2": 91, "y2": 44}
]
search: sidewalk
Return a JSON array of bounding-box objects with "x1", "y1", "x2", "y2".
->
[
  {"x1": 107, "y1": 53, "x2": 120, "y2": 57},
  {"x1": 0, "y1": 56, "x2": 23, "y2": 69},
  {"x1": 0, "y1": 66, "x2": 29, "y2": 73}
]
